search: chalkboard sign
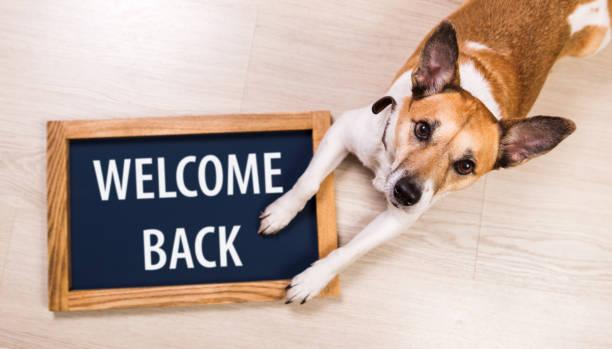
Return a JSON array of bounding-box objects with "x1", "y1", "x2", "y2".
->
[{"x1": 47, "y1": 112, "x2": 338, "y2": 311}]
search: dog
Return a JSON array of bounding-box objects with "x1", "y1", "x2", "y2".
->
[{"x1": 258, "y1": 0, "x2": 610, "y2": 304}]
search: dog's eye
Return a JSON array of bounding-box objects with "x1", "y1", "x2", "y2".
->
[
  {"x1": 414, "y1": 121, "x2": 432, "y2": 141},
  {"x1": 454, "y1": 159, "x2": 476, "y2": 175}
]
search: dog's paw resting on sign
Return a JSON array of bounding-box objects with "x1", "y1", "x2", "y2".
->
[
  {"x1": 258, "y1": 190, "x2": 304, "y2": 235},
  {"x1": 285, "y1": 259, "x2": 336, "y2": 304},
  {"x1": 258, "y1": 0, "x2": 606, "y2": 304}
]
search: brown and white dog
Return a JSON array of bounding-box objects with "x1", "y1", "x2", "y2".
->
[{"x1": 259, "y1": 0, "x2": 611, "y2": 304}]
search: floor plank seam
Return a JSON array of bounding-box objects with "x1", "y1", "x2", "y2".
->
[
  {"x1": 239, "y1": 5, "x2": 259, "y2": 113},
  {"x1": 472, "y1": 176, "x2": 488, "y2": 280},
  {"x1": 0, "y1": 206, "x2": 17, "y2": 290}
]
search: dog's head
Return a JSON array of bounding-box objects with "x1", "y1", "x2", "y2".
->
[{"x1": 374, "y1": 21, "x2": 576, "y2": 209}]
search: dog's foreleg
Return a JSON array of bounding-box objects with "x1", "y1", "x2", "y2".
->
[
  {"x1": 258, "y1": 111, "x2": 355, "y2": 235},
  {"x1": 285, "y1": 207, "x2": 422, "y2": 304}
]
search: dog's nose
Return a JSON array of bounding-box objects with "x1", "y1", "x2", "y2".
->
[{"x1": 393, "y1": 177, "x2": 422, "y2": 206}]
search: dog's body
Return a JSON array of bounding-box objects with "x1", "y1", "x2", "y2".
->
[{"x1": 259, "y1": 0, "x2": 611, "y2": 304}]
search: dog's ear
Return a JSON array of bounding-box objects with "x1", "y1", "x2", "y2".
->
[
  {"x1": 412, "y1": 21, "x2": 459, "y2": 98},
  {"x1": 372, "y1": 96, "x2": 397, "y2": 115},
  {"x1": 496, "y1": 116, "x2": 576, "y2": 168}
]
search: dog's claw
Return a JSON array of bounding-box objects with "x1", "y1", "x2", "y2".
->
[
  {"x1": 285, "y1": 294, "x2": 296, "y2": 304},
  {"x1": 300, "y1": 297, "x2": 308, "y2": 305},
  {"x1": 285, "y1": 284, "x2": 292, "y2": 290},
  {"x1": 257, "y1": 224, "x2": 270, "y2": 235}
]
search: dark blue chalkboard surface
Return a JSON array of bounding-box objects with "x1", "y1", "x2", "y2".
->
[{"x1": 68, "y1": 130, "x2": 319, "y2": 290}]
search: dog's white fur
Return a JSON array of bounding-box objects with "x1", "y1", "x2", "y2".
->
[
  {"x1": 458, "y1": 58, "x2": 502, "y2": 120},
  {"x1": 568, "y1": 0, "x2": 611, "y2": 55},
  {"x1": 465, "y1": 40, "x2": 491, "y2": 52}
]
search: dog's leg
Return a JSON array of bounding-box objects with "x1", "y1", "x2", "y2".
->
[
  {"x1": 285, "y1": 207, "x2": 423, "y2": 304},
  {"x1": 258, "y1": 109, "x2": 363, "y2": 235}
]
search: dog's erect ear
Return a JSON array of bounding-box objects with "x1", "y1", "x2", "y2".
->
[
  {"x1": 411, "y1": 21, "x2": 459, "y2": 98},
  {"x1": 372, "y1": 96, "x2": 397, "y2": 115},
  {"x1": 496, "y1": 116, "x2": 576, "y2": 168}
]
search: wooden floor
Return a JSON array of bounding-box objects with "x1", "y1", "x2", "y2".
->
[{"x1": 1, "y1": 0, "x2": 612, "y2": 348}]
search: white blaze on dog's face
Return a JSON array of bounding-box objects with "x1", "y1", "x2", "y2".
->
[{"x1": 378, "y1": 21, "x2": 576, "y2": 209}]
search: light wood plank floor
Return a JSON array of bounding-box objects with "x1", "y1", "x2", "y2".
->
[{"x1": 1, "y1": 0, "x2": 611, "y2": 348}]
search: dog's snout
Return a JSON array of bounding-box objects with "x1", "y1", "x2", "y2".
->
[{"x1": 393, "y1": 177, "x2": 422, "y2": 206}]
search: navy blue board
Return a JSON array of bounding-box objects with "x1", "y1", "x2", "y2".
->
[{"x1": 68, "y1": 131, "x2": 318, "y2": 290}]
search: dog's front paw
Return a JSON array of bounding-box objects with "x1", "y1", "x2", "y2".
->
[
  {"x1": 258, "y1": 193, "x2": 302, "y2": 235},
  {"x1": 285, "y1": 262, "x2": 335, "y2": 304}
]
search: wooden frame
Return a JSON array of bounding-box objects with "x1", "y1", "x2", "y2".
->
[{"x1": 47, "y1": 111, "x2": 339, "y2": 311}]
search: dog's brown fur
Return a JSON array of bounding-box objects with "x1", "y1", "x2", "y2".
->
[{"x1": 397, "y1": 0, "x2": 610, "y2": 119}]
